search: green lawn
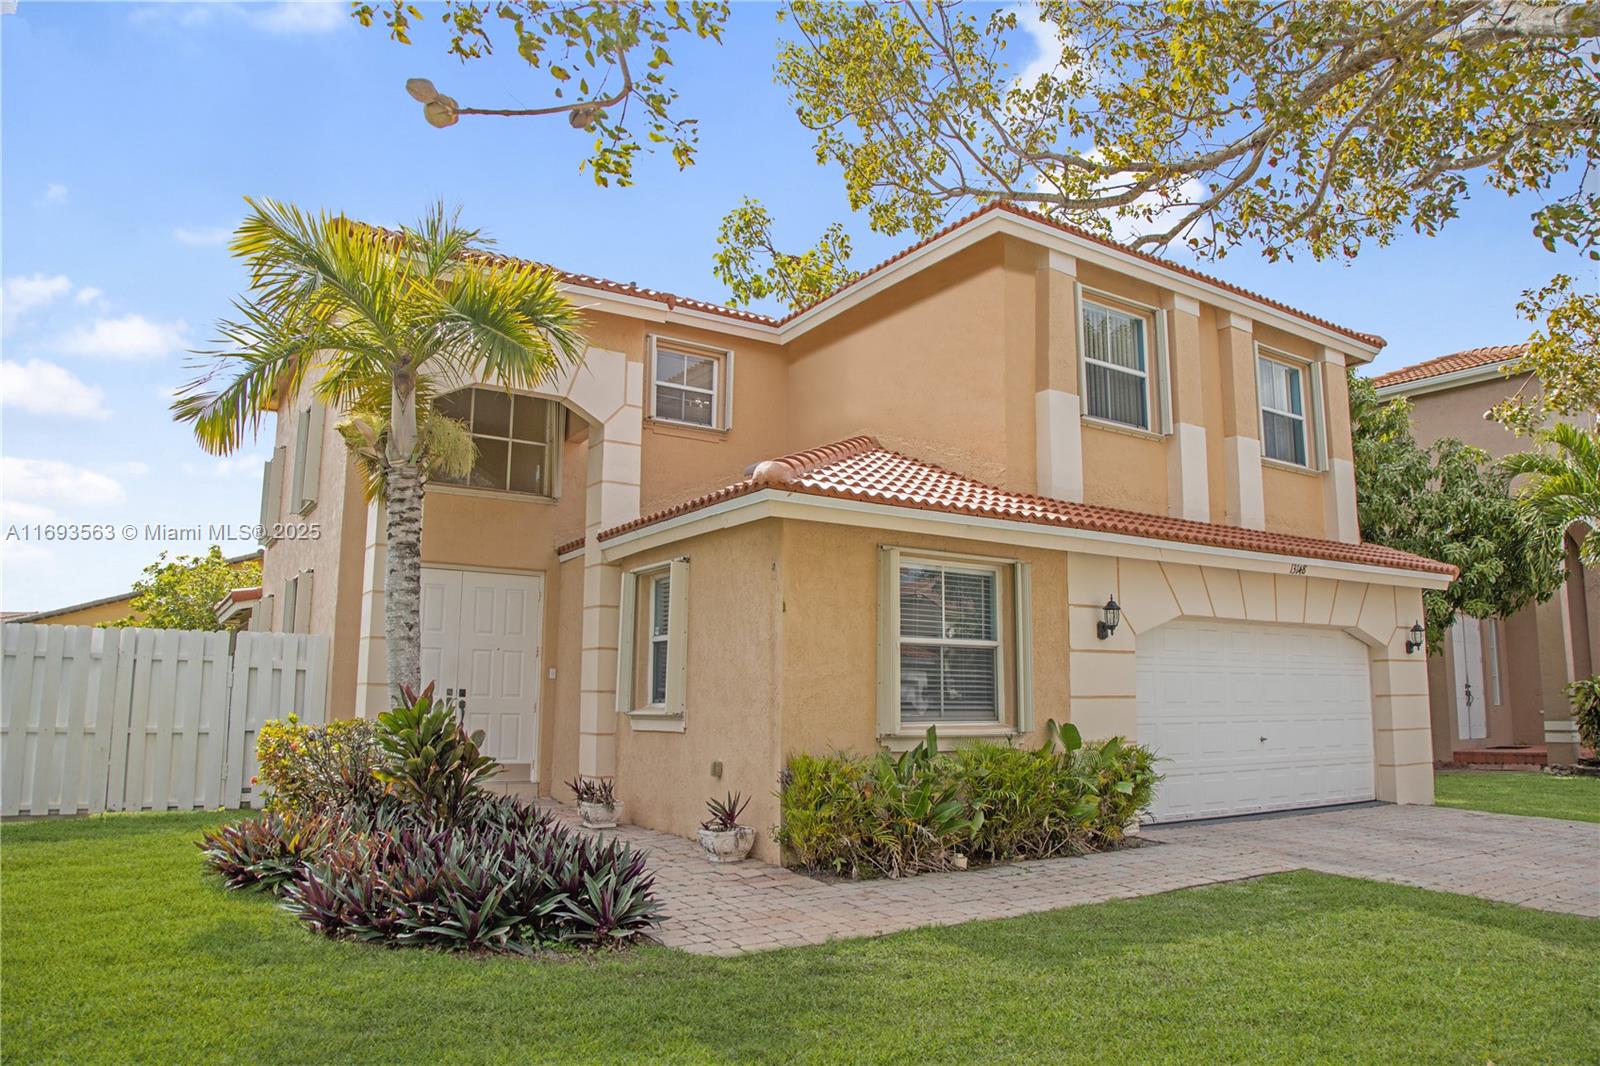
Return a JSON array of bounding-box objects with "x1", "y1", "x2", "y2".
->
[
  {"x1": 1434, "y1": 769, "x2": 1600, "y2": 823},
  {"x1": 3, "y1": 813, "x2": 1597, "y2": 1065}
]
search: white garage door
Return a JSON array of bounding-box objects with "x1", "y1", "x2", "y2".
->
[{"x1": 1135, "y1": 621, "x2": 1374, "y2": 822}]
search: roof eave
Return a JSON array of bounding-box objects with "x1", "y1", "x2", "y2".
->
[{"x1": 598, "y1": 486, "x2": 1453, "y2": 589}]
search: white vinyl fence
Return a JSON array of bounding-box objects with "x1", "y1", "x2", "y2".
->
[{"x1": 1, "y1": 624, "x2": 329, "y2": 816}]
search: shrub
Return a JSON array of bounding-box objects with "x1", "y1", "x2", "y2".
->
[
  {"x1": 202, "y1": 794, "x2": 661, "y2": 952},
  {"x1": 255, "y1": 716, "x2": 385, "y2": 816},
  {"x1": 375, "y1": 682, "x2": 500, "y2": 825},
  {"x1": 776, "y1": 723, "x2": 1159, "y2": 879},
  {"x1": 1570, "y1": 676, "x2": 1600, "y2": 753},
  {"x1": 701, "y1": 792, "x2": 750, "y2": 831}
]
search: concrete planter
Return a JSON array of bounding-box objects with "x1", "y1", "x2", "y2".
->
[
  {"x1": 578, "y1": 800, "x2": 621, "y2": 830},
  {"x1": 697, "y1": 825, "x2": 756, "y2": 863}
]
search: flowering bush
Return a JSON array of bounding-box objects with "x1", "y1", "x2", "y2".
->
[{"x1": 254, "y1": 715, "x2": 384, "y2": 816}]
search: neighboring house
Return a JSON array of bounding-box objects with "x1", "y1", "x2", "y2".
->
[
  {"x1": 1372, "y1": 344, "x2": 1598, "y2": 767},
  {"x1": 213, "y1": 585, "x2": 265, "y2": 631},
  {"x1": 14, "y1": 550, "x2": 265, "y2": 628},
  {"x1": 258, "y1": 202, "x2": 1451, "y2": 860}
]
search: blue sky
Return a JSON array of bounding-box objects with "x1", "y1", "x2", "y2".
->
[{"x1": 0, "y1": 1, "x2": 1587, "y2": 612}]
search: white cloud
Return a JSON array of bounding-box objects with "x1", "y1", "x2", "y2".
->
[
  {"x1": 42, "y1": 183, "x2": 68, "y2": 205},
  {"x1": 173, "y1": 226, "x2": 231, "y2": 247},
  {"x1": 1011, "y1": 4, "x2": 1061, "y2": 88},
  {"x1": 1, "y1": 457, "x2": 126, "y2": 508},
  {"x1": 3, "y1": 274, "x2": 73, "y2": 332},
  {"x1": 1, "y1": 500, "x2": 58, "y2": 524},
  {"x1": 56, "y1": 314, "x2": 189, "y2": 361},
  {"x1": 248, "y1": 2, "x2": 346, "y2": 34},
  {"x1": 0, "y1": 359, "x2": 112, "y2": 419},
  {"x1": 74, "y1": 286, "x2": 104, "y2": 305},
  {"x1": 112, "y1": 461, "x2": 152, "y2": 478}
]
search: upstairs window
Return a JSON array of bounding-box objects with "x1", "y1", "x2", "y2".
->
[
  {"x1": 1082, "y1": 301, "x2": 1150, "y2": 430},
  {"x1": 1257, "y1": 356, "x2": 1308, "y2": 466},
  {"x1": 649, "y1": 337, "x2": 731, "y2": 430},
  {"x1": 432, "y1": 387, "x2": 560, "y2": 497},
  {"x1": 897, "y1": 560, "x2": 1001, "y2": 725}
]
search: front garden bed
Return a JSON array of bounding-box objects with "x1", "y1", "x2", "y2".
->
[
  {"x1": 777, "y1": 722, "x2": 1158, "y2": 879},
  {"x1": 201, "y1": 685, "x2": 661, "y2": 953}
]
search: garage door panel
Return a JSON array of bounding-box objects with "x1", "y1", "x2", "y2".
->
[{"x1": 1136, "y1": 621, "x2": 1375, "y2": 822}]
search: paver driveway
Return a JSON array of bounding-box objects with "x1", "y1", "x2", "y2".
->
[{"x1": 564, "y1": 804, "x2": 1599, "y2": 955}]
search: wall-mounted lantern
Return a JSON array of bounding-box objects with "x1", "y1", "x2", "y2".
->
[
  {"x1": 1097, "y1": 597, "x2": 1122, "y2": 640},
  {"x1": 1405, "y1": 621, "x2": 1425, "y2": 655}
]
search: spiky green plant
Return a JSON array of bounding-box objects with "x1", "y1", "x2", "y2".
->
[{"x1": 1503, "y1": 422, "x2": 1600, "y2": 566}]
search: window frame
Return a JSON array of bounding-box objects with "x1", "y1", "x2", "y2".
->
[
  {"x1": 617, "y1": 558, "x2": 690, "y2": 727},
  {"x1": 1076, "y1": 288, "x2": 1168, "y2": 435},
  {"x1": 429, "y1": 386, "x2": 563, "y2": 500},
  {"x1": 876, "y1": 546, "x2": 1034, "y2": 742},
  {"x1": 1255, "y1": 350, "x2": 1311, "y2": 468},
  {"x1": 647, "y1": 335, "x2": 733, "y2": 431}
]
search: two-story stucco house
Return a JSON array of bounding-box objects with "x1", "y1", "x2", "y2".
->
[
  {"x1": 255, "y1": 203, "x2": 1452, "y2": 860},
  {"x1": 1373, "y1": 344, "x2": 1597, "y2": 768}
]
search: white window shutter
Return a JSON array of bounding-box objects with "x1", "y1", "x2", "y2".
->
[
  {"x1": 722, "y1": 351, "x2": 735, "y2": 431},
  {"x1": 616, "y1": 569, "x2": 637, "y2": 713},
  {"x1": 1309, "y1": 362, "x2": 1330, "y2": 471},
  {"x1": 665, "y1": 558, "x2": 689, "y2": 717},
  {"x1": 257, "y1": 459, "x2": 276, "y2": 544},
  {"x1": 299, "y1": 405, "x2": 325, "y2": 512},
  {"x1": 1013, "y1": 562, "x2": 1034, "y2": 734},
  {"x1": 254, "y1": 594, "x2": 273, "y2": 632},
  {"x1": 1155, "y1": 311, "x2": 1174, "y2": 436},
  {"x1": 263, "y1": 444, "x2": 286, "y2": 541},
  {"x1": 1074, "y1": 281, "x2": 1088, "y2": 414},
  {"x1": 293, "y1": 570, "x2": 314, "y2": 633},
  {"x1": 290, "y1": 408, "x2": 311, "y2": 513},
  {"x1": 876, "y1": 546, "x2": 901, "y2": 737},
  {"x1": 280, "y1": 577, "x2": 297, "y2": 635}
]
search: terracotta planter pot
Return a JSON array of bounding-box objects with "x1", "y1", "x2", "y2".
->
[
  {"x1": 578, "y1": 800, "x2": 621, "y2": 829},
  {"x1": 697, "y1": 824, "x2": 756, "y2": 863}
]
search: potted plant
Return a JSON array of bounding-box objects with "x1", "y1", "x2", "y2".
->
[
  {"x1": 697, "y1": 792, "x2": 755, "y2": 863},
  {"x1": 566, "y1": 776, "x2": 621, "y2": 829}
]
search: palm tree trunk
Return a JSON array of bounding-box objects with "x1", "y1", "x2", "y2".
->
[
  {"x1": 384, "y1": 373, "x2": 423, "y2": 695},
  {"x1": 383, "y1": 460, "x2": 424, "y2": 695}
]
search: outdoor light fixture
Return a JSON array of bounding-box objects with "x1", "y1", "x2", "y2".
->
[
  {"x1": 1097, "y1": 596, "x2": 1122, "y2": 640},
  {"x1": 1405, "y1": 620, "x2": 1425, "y2": 655}
]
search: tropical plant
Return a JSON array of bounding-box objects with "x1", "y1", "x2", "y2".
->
[
  {"x1": 374, "y1": 682, "x2": 500, "y2": 825},
  {"x1": 700, "y1": 792, "x2": 750, "y2": 832},
  {"x1": 254, "y1": 716, "x2": 386, "y2": 817},
  {"x1": 566, "y1": 776, "x2": 617, "y2": 807},
  {"x1": 103, "y1": 546, "x2": 261, "y2": 631},
  {"x1": 1349, "y1": 374, "x2": 1563, "y2": 650},
  {"x1": 1569, "y1": 677, "x2": 1600, "y2": 754},
  {"x1": 173, "y1": 199, "x2": 583, "y2": 693},
  {"x1": 1502, "y1": 423, "x2": 1600, "y2": 568},
  {"x1": 197, "y1": 812, "x2": 338, "y2": 892},
  {"x1": 776, "y1": 724, "x2": 1157, "y2": 878},
  {"x1": 202, "y1": 795, "x2": 662, "y2": 952}
]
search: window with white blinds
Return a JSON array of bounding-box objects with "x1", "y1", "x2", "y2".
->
[
  {"x1": 1257, "y1": 355, "x2": 1308, "y2": 466},
  {"x1": 897, "y1": 560, "x2": 1001, "y2": 725},
  {"x1": 1082, "y1": 301, "x2": 1150, "y2": 430},
  {"x1": 649, "y1": 573, "x2": 671, "y2": 706}
]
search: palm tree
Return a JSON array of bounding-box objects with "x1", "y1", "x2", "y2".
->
[
  {"x1": 1503, "y1": 422, "x2": 1600, "y2": 566},
  {"x1": 174, "y1": 199, "x2": 583, "y2": 692}
]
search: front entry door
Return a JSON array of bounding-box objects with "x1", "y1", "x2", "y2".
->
[
  {"x1": 1451, "y1": 615, "x2": 1487, "y2": 740},
  {"x1": 419, "y1": 567, "x2": 543, "y2": 767}
]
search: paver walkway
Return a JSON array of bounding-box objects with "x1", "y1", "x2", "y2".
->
[{"x1": 558, "y1": 804, "x2": 1598, "y2": 955}]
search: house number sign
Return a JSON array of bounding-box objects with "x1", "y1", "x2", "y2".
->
[{"x1": 1287, "y1": 563, "x2": 1308, "y2": 575}]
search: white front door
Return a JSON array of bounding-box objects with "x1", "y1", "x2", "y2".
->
[
  {"x1": 419, "y1": 567, "x2": 543, "y2": 767},
  {"x1": 1451, "y1": 615, "x2": 1487, "y2": 740},
  {"x1": 1135, "y1": 621, "x2": 1375, "y2": 822}
]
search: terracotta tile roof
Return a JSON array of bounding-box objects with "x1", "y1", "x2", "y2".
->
[
  {"x1": 369, "y1": 203, "x2": 1384, "y2": 347},
  {"x1": 598, "y1": 436, "x2": 1456, "y2": 578},
  {"x1": 1369, "y1": 343, "x2": 1528, "y2": 389},
  {"x1": 555, "y1": 536, "x2": 586, "y2": 556}
]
